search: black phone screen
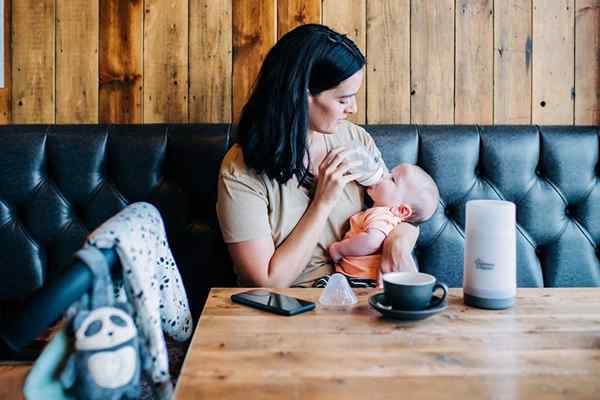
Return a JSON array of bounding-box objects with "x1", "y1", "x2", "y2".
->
[{"x1": 231, "y1": 289, "x2": 316, "y2": 316}]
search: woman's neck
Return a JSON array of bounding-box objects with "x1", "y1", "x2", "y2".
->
[{"x1": 306, "y1": 131, "x2": 327, "y2": 174}]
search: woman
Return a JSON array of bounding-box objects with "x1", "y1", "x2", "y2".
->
[{"x1": 216, "y1": 24, "x2": 416, "y2": 288}]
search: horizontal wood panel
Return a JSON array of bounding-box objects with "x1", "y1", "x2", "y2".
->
[
  {"x1": 177, "y1": 375, "x2": 600, "y2": 400},
  {"x1": 175, "y1": 288, "x2": 600, "y2": 399}
]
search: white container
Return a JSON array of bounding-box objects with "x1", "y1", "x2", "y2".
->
[{"x1": 463, "y1": 200, "x2": 516, "y2": 309}]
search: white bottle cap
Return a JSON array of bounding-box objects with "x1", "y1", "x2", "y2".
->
[
  {"x1": 358, "y1": 166, "x2": 384, "y2": 187},
  {"x1": 466, "y1": 200, "x2": 516, "y2": 235}
]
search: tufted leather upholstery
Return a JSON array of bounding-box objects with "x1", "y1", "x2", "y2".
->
[
  {"x1": 370, "y1": 125, "x2": 600, "y2": 288},
  {"x1": 0, "y1": 124, "x2": 598, "y2": 320},
  {"x1": 0, "y1": 124, "x2": 235, "y2": 318}
]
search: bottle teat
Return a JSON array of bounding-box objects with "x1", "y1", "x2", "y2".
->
[{"x1": 349, "y1": 146, "x2": 385, "y2": 186}]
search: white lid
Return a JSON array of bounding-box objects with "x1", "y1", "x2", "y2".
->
[
  {"x1": 357, "y1": 166, "x2": 384, "y2": 187},
  {"x1": 466, "y1": 200, "x2": 516, "y2": 234}
]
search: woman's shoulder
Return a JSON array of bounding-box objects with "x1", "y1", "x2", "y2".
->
[{"x1": 220, "y1": 144, "x2": 260, "y2": 180}]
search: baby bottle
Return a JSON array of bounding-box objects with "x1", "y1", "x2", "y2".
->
[{"x1": 348, "y1": 145, "x2": 385, "y2": 186}]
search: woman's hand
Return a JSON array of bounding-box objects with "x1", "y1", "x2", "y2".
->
[
  {"x1": 328, "y1": 241, "x2": 343, "y2": 263},
  {"x1": 378, "y1": 222, "x2": 420, "y2": 287},
  {"x1": 312, "y1": 147, "x2": 361, "y2": 210}
]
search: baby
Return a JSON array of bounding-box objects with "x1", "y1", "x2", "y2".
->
[{"x1": 328, "y1": 164, "x2": 439, "y2": 286}]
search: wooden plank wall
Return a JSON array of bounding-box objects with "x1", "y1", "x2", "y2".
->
[
  {"x1": 0, "y1": 0, "x2": 598, "y2": 125},
  {"x1": 99, "y1": 0, "x2": 143, "y2": 124}
]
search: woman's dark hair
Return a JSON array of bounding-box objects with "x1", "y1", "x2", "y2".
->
[{"x1": 236, "y1": 24, "x2": 366, "y2": 184}]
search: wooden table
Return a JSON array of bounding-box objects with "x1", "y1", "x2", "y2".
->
[{"x1": 175, "y1": 288, "x2": 600, "y2": 399}]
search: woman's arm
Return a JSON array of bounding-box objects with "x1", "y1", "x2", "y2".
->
[
  {"x1": 228, "y1": 147, "x2": 361, "y2": 288},
  {"x1": 228, "y1": 201, "x2": 332, "y2": 287},
  {"x1": 328, "y1": 229, "x2": 386, "y2": 263}
]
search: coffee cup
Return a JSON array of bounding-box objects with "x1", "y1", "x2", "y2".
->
[{"x1": 382, "y1": 272, "x2": 448, "y2": 311}]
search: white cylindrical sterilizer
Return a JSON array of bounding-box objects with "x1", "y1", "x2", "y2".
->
[{"x1": 463, "y1": 200, "x2": 516, "y2": 309}]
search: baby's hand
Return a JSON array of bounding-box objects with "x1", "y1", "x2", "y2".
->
[{"x1": 329, "y1": 242, "x2": 343, "y2": 264}]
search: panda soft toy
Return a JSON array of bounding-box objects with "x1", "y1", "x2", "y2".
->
[{"x1": 60, "y1": 303, "x2": 142, "y2": 400}]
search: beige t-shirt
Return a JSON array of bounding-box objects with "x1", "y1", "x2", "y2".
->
[{"x1": 216, "y1": 121, "x2": 386, "y2": 287}]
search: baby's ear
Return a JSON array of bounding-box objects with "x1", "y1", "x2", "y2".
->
[{"x1": 391, "y1": 204, "x2": 413, "y2": 219}]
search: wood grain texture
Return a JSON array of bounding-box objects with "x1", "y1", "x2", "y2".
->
[
  {"x1": 99, "y1": 0, "x2": 143, "y2": 124},
  {"x1": 0, "y1": 0, "x2": 11, "y2": 124},
  {"x1": 455, "y1": 0, "x2": 493, "y2": 124},
  {"x1": 175, "y1": 288, "x2": 600, "y2": 399},
  {"x1": 532, "y1": 0, "x2": 575, "y2": 124},
  {"x1": 494, "y1": 0, "x2": 532, "y2": 124},
  {"x1": 575, "y1": 0, "x2": 600, "y2": 124},
  {"x1": 322, "y1": 0, "x2": 367, "y2": 124},
  {"x1": 189, "y1": 0, "x2": 232, "y2": 123},
  {"x1": 0, "y1": 364, "x2": 29, "y2": 400},
  {"x1": 232, "y1": 0, "x2": 276, "y2": 122},
  {"x1": 12, "y1": 0, "x2": 54, "y2": 123},
  {"x1": 366, "y1": 0, "x2": 410, "y2": 124},
  {"x1": 277, "y1": 0, "x2": 320, "y2": 38},
  {"x1": 56, "y1": 0, "x2": 98, "y2": 123},
  {"x1": 411, "y1": 0, "x2": 455, "y2": 124},
  {"x1": 143, "y1": 0, "x2": 188, "y2": 123}
]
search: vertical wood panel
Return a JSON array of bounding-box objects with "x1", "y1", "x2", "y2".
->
[
  {"x1": 455, "y1": 0, "x2": 493, "y2": 124},
  {"x1": 232, "y1": 0, "x2": 276, "y2": 122},
  {"x1": 323, "y1": 0, "x2": 367, "y2": 124},
  {"x1": 144, "y1": 0, "x2": 188, "y2": 123},
  {"x1": 190, "y1": 0, "x2": 232, "y2": 123},
  {"x1": 278, "y1": 0, "x2": 320, "y2": 39},
  {"x1": 99, "y1": 0, "x2": 143, "y2": 124},
  {"x1": 366, "y1": 0, "x2": 410, "y2": 124},
  {"x1": 494, "y1": 0, "x2": 532, "y2": 124},
  {"x1": 0, "y1": 0, "x2": 11, "y2": 124},
  {"x1": 532, "y1": 0, "x2": 575, "y2": 124},
  {"x1": 411, "y1": 0, "x2": 455, "y2": 124},
  {"x1": 56, "y1": 0, "x2": 98, "y2": 123},
  {"x1": 12, "y1": 0, "x2": 54, "y2": 123},
  {"x1": 3, "y1": 1, "x2": 598, "y2": 126},
  {"x1": 575, "y1": 0, "x2": 600, "y2": 124}
]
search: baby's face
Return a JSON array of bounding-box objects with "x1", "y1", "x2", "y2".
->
[{"x1": 367, "y1": 164, "x2": 417, "y2": 207}]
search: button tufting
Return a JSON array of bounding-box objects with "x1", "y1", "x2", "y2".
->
[{"x1": 535, "y1": 168, "x2": 542, "y2": 176}]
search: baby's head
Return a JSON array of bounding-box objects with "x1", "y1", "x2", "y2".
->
[{"x1": 366, "y1": 164, "x2": 439, "y2": 223}]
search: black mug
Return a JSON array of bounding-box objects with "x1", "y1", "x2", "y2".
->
[{"x1": 382, "y1": 272, "x2": 448, "y2": 311}]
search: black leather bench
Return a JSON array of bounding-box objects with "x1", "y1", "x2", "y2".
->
[{"x1": 1, "y1": 124, "x2": 598, "y2": 335}]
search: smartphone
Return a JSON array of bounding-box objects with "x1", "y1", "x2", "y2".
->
[{"x1": 231, "y1": 289, "x2": 316, "y2": 316}]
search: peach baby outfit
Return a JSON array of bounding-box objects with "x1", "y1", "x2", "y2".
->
[{"x1": 335, "y1": 207, "x2": 402, "y2": 280}]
